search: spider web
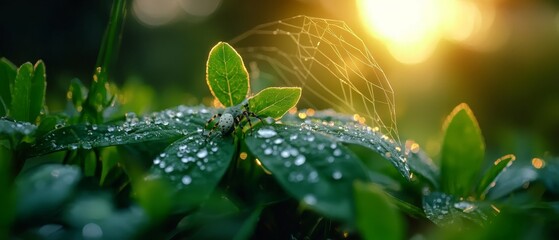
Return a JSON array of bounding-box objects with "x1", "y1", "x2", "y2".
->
[{"x1": 231, "y1": 15, "x2": 400, "y2": 144}]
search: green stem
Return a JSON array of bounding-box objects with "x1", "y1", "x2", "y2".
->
[{"x1": 82, "y1": 0, "x2": 128, "y2": 123}]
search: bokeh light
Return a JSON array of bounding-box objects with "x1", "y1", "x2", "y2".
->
[{"x1": 356, "y1": 0, "x2": 504, "y2": 64}]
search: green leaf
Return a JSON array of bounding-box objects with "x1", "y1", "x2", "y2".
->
[
  {"x1": 29, "y1": 60, "x2": 46, "y2": 122},
  {"x1": 206, "y1": 42, "x2": 249, "y2": 107},
  {"x1": 440, "y1": 103, "x2": 485, "y2": 197},
  {"x1": 15, "y1": 164, "x2": 82, "y2": 220},
  {"x1": 249, "y1": 87, "x2": 301, "y2": 119},
  {"x1": 9, "y1": 61, "x2": 46, "y2": 123},
  {"x1": 147, "y1": 133, "x2": 235, "y2": 212},
  {"x1": 484, "y1": 165, "x2": 538, "y2": 200},
  {"x1": 477, "y1": 154, "x2": 516, "y2": 199},
  {"x1": 0, "y1": 58, "x2": 17, "y2": 116},
  {"x1": 0, "y1": 118, "x2": 37, "y2": 140},
  {"x1": 354, "y1": 182, "x2": 404, "y2": 240},
  {"x1": 281, "y1": 110, "x2": 411, "y2": 180},
  {"x1": 422, "y1": 192, "x2": 497, "y2": 227},
  {"x1": 10, "y1": 63, "x2": 34, "y2": 122},
  {"x1": 245, "y1": 124, "x2": 368, "y2": 222},
  {"x1": 232, "y1": 207, "x2": 262, "y2": 240},
  {"x1": 0, "y1": 143, "x2": 14, "y2": 240},
  {"x1": 67, "y1": 78, "x2": 88, "y2": 113},
  {"x1": 30, "y1": 106, "x2": 214, "y2": 156}
]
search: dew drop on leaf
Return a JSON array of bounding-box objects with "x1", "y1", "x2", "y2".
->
[
  {"x1": 182, "y1": 175, "x2": 192, "y2": 185},
  {"x1": 264, "y1": 148, "x2": 273, "y2": 155},
  {"x1": 294, "y1": 155, "x2": 306, "y2": 166},
  {"x1": 257, "y1": 128, "x2": 277, "y2": 138},
  {"x1": 196, "y1": 149, "x2": 208, "y2": 158},
  {"x1": 332, "y1": 171, "x2": 343, "y2": 180},
  {"x1": 303, "y1": 194, "x2": 317, "y2": 205}
]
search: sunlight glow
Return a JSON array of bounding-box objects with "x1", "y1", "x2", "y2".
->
[{"x1": 357, "y1": 0, "x2": 499, "y2": 64}]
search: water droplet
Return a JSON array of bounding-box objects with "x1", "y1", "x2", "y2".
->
[
  {"x1": 289, "y1": 134, "x2": 298, "y2": 140},
  {"x1": 308, "y1": 171, "x2": 318, "y2": 182},
  {"x1": 327, "y1": 156, "x2": 335, "y2": 163},
  {"x1": 182, "y1": 175, "x2": 192, "y2": 185},
  {"x1": 280, "y1": 150, "x2": 290, "y2": 158},
  {"x1": 257, "y1": 128, "x2": 277, "y2": 138},
  {"x1": 333, "y1": 149, "x2": 342, "y2": 156},
  {"x1": 303, "y1": 195, "x2": 317, "y2": 205},
  {"x1": 165, "y1": 166, "x2": 174, "y2": 173},
  {"x1": 107, "y1": 126, "x2": 115, "y2": 132},
  {"x1": 294, "y1": 155, "x2": 306, "y2": 166},
  {"x1": 332, "y1": 171, "x2": 343, "y2": 180},
  {"x1": 196, "y1": 149, "x2": 208, "y2": 158},
  {"x1": 274, "y1": 138, "x2": 284, "y2": 144},
  {"x1": 82, "y1": 223, "x2": 103, "y2": 239},
  {"x1": 264, "y1": 148, "x2": 273, "y2": 155},
  {"x1": 330, "y1": 143, "x2": 337, "y2": 149},
  {"x1": 179, "y1": 145, "x2": 187, "y2": 151},
  {"x1": 153, "y1": 158, "x2": 161, "y2": 165}
]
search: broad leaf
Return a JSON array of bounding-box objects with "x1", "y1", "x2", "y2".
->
[
  {"x1": 354, "y1": 182, "x2": 403, "y2": 240},
  {"x1": 9, "y1": 61, "x2": 46, "y2": 123},
  {"x1": 282, "y1": 110, "x2": 411, "y2": 180},
  {"x1": 30, "y1": 106, "x2": 214, "y2": 156},
  {"x1": 423, "y1": 192, "x2": 497, "y2": 227},
  {"x1": 147, "y1": 133, "x2": 235, "y2": 212},
  {"x1": 477, "y1": 154, "x2": 515, "y2": 199},
  {"x1": 15, "y1": 164, "x2": 82, "y2": 220},
  {"x1": 0, "y1": 58, "x2": 17, "y2": 116},
  {"x1": 29, "y1": 60, "x2": 46, "y2": 123},
  {"x1": 249, "y1": 87, "x2": 301, "y2": 119},
  {"x1": 206, "y1": 42, "x2": 249, "y2": 107},
  {"x1": 484, "y1": 165, "x2": 538, "y2": 200},
  {"x1": 245, "y1": 124, "x2": 368, "y2": 222},
  {"x1": 67, "y1": 78, "x2": 88, "y2": 113},
  {"x1": 10, "y1": 63, "x2": 34, "y2": 122},
  {"x1": 440, "y1": 103, "x2": 485, "y2": 197}
]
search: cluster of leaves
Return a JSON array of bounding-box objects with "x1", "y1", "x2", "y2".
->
[{"x1": 2, "y1": 2, "x2": 559, "y2": 239}]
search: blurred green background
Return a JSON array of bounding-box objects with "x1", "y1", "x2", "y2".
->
[{"x1": 1, "y1": 0, "x2": 558, "y2": 160}]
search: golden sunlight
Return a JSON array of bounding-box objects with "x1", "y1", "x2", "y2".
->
[{"x1": 357, "y1": 0, "x2": 497, "y2": 64}]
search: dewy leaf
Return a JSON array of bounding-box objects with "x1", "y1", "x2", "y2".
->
[
  {"x1": 30, "y1": 106, "x2": 215, "y2": 156},
  {"x1": 422, "y1": 192, "x2": 497, "y2": 227},
  {"x1": 0, "y1": 118, "x2": 37, "y2": 139},
  {"x1": 484, "y1": 164, "x2": 538, "y2": 200},
  {"x1": 10, "y1": 62, "x2": 34, "y2": 122},
  {"x1": 281, "y1": 110, "x2": 411, "y2": 180},
  {"x1": 354, "y1": 182, "x2": 403, "y2": 240},
  {"x1": 206, "y1": 42, "x2": 249, "y2": 107},
  {"x1": 0, "y1": 58, "x2": 17, "y2": 116},
  {"x1": 249, "y1": 87, "x2": 301, "y2": 119},
  {"x1": 477, "y1": 154, "x2": 515, "y2": 199},
  {"x1": 15, "y1": 164, "x2": 82, "y2": 220},
  {"x1": 245, "y1": 124, "x2": 368, "y2": 222},
  {"x1": 440, "y1": 103, "x2": 485, "y2": 197},
  {"x1": 147, "y1": 133, "x2": 235, "y2": 212}
]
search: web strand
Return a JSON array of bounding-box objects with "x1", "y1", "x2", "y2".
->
[{"x1": 231, "y1": 15, "x2": 400, "y2": 144}]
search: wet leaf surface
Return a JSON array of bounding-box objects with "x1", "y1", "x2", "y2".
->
[
  {"x1": 423, "y1": 192, "x2": 497, "y2": 227},
  {"x1": 245, "y1": 124, "x2": 368, "y2": 222}
]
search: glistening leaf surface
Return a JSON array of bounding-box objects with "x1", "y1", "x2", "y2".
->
[
  {"x1": 30, "y1": 106, "x2": 215, "y2": 156},
  {"x1": 249, "y1": 87, "x2": 301, "y2": 119},
  {"x1": 281, "y1": 110, "x2": 411, "y2": 180},
  {"x1": 147, "y1": 133, "x2": 235, "y2": 212},
  {"x1": 477, "y1": 154, "x2": 515, "y2": 199},
  {"x1": 423, "y1": 192, "x2": 497, "y2": 227},
  {"x1": 206, "y1": 42, "x2": 249, "y2": 107},
  {"x1": 440, "y1": 103, "x2": 485, "y2": 197},
  {"x1": 245, "y1": 124, "x2": 368, "y2": 223}
]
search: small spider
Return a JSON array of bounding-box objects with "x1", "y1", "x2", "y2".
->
[{"x1": 205, "y1": 99, "x2": 263, "y2": 137}]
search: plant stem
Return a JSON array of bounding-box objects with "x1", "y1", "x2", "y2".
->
[{"x1": 82, "y1": 0, "x2": 128, "y2": 123}]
